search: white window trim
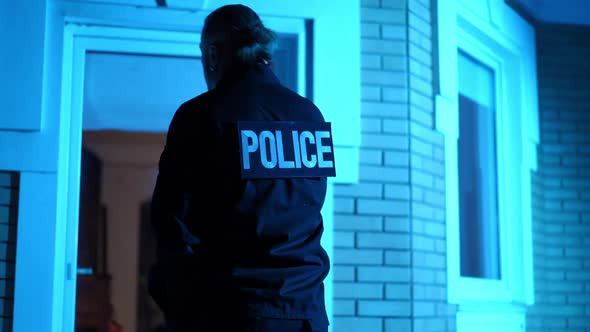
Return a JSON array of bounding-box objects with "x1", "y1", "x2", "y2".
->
[
  {"x1": 436, "y1": 0, "x2": 538, "y2": 307},
  {"x1": 449, "y1": 22, "x2": 512, "y2": 304}
]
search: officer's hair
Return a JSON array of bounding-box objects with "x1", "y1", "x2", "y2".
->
[{"x1": 202, "y1": 4, "x2": 277, "y2": 66}]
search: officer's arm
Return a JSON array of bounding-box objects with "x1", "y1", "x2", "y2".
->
[{"x1": 150, "y1": 105, "x2": 190, "y2": 256}]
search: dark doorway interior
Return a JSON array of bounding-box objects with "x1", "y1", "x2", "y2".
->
[
  {"x1": 137, "y1": 200, "x2": 165, "y2": 331},
  {"x1": 76, "y1": 147, "x2": 112, "y2": 332}
]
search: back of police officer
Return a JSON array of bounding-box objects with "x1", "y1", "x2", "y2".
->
[{"x1": 148, "y1": 4, "x2": 331, "y2": 332}]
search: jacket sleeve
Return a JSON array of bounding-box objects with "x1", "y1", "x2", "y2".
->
[{"x1": 150, "y1": 104, "x2": 191, "y2": 255}]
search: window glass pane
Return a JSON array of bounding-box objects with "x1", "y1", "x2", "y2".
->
[
  {"x1": 457, "y1": 51, "x2": 501, "y2": 279},
  {"x1": 272, "y1": 33, "x2": 299, "y2": 92}
]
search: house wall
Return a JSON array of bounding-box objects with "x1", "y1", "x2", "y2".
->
[
  {"x1": 527, "y1": 23, "x2": 590, "y2": 332},
  {"x1": 331, "y1": 0, "x2": 455, "y2": 331}
]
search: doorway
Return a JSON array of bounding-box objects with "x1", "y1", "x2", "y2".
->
[
  {"x1": 77, "y1": 130, "x2": 166, "y2": 332},
  {"x1": 69, "y1": 25, "x2": 303, "y2": 332},
  {"x1": 73, "y1": 37, "x2": 204, "y2": 331}
]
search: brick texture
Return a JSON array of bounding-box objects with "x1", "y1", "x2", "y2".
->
[
  {"x1": 332, "y1": 0, "x2": 455, "y2": 330},
  {"x1": 526, "y1": 24, "x2": 590, "y2": 332}
]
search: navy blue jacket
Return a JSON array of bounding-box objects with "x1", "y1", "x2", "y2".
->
[{"x1": 149, "y1": 63, "x2": 330, "y2": 328}]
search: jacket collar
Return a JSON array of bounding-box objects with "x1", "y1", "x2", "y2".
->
[{"x1": 214, "y1": 62, "x2": 279, "y2": 91}]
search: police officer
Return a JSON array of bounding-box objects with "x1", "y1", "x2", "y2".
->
[{"x1": 148, "y1": 4, "x2": 333, "y2": 332}]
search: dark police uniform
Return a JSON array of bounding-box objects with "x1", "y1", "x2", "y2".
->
[{"x1": 148, "y1": 62, "x2": 333, "y2": 332}]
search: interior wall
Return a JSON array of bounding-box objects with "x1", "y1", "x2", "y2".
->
[{"x1": 83, "y1": 130, "x2": 165, "y2": 332}]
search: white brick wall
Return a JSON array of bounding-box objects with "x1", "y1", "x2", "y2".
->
[
  {"x1": 331, "y1": 0, "x2": 454, "y2": 330},
  {"x1": 527, "y1": 24, "x2": 590, "y2": 332}
]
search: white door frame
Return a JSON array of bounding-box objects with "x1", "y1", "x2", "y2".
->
[
  {"x1": 59, "y1": 21, "x2": 310, "y2": 332},
  {"x1": 60, "y1": 24, "x2": 204, "y2": 332}
]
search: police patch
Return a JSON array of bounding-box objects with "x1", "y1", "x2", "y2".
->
[{"x1": 237, "y1": 121, "x2": 336, "y2": 179}]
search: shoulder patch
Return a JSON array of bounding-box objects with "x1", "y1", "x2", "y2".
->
[{"x1": 237, "y1": 121, "x2": 336, "y2": 179}]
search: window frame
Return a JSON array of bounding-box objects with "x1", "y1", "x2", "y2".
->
[
  {"x1": 456, "y1": 52, "x2": 502, "y2": 281},
  {"x1": 436, "y1": 0, "x2": 538, "y2": 306},
  {"x1": 453, "y1": 31, "x2": 512, "y2": 302}
]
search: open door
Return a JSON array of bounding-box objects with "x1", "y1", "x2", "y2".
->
[
  {"x1": 75, "y1": 147, "x2": 112, "y2": 331},
  {"x1": 67, "y1": 23, "x2": 309, "y2": 332}
]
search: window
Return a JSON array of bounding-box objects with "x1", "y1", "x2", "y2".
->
[
  {"x1": 436, "y1": 0, "x2": 538, "y2": 307},
  {"x1": 273, "y1": 33, "x2": 299, "y2": 94},
  {"x1": 436, "y1": 0, "x2": 539, "y2": 329},
  {"x1": 457, "y1": 52, "x2": 501, "y2": 280}
]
